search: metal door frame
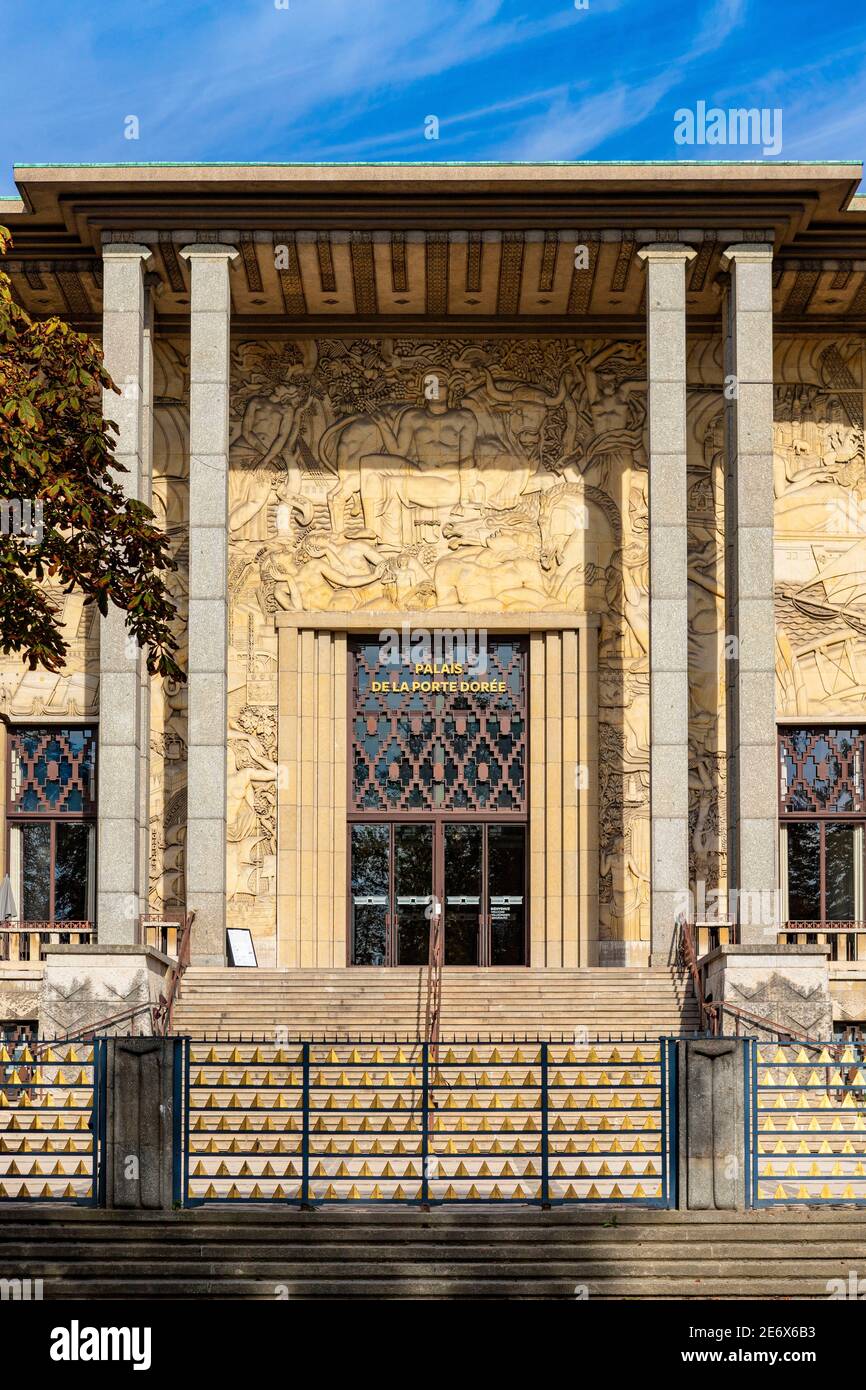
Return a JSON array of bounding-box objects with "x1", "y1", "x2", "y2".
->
[{"x1": 349, "y1": 817, "x2": 528, "y2": 966}]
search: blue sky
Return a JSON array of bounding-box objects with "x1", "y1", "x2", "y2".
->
[{"x1": 1, "y1": 0, "x2": 865, "y2": 186}]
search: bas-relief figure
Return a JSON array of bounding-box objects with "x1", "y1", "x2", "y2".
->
[
  {"x1": 224, "y1": 337, "x2": 651, "y2": 955},
  {"x1": 773, "y1": 340, "x2": 866, "y2": 718},
  {"x1": 0, "y1": 594, "x2": 98, "y2": 719},
  {"x1": 686, "y1": 390, "x2": 728, "y2": 910}
]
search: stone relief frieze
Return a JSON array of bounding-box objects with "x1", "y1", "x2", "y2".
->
[
  {"x1": 21, "y1": 328, "x2": 861, "y2": 961},
  {"x1": 686, "y1": 394, "x2": 728, "y2": 907},
  {"x1": 773, "y1": 340, "x2": 866, "y2": 716},
  {"x1": 224, "y1": 337, "x2": 650, "y2": 953},
  {"x1": 0, "y1": 592, "x2": 98, "y2": 719},
  {"x1": 228, "y1": 337, "x2": 646, "y2": 617}
]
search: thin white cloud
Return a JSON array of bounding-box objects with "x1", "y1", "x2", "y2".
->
[
  {"x1": 478, "y1": 0, "x2": 748, "y2": 162},
  {"x1": 497, "y1": 77, "x2": 674, "y2": 160},
  {"x1": 2, "y1": 0, "x2": 629, "y2": 164},
  {"x1": 103, "y1": 0, "x2": 582, "y2": 153}
]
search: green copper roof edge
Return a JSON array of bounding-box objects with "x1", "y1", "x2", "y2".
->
[{"x1": 9, "y1": 159, "x2": 862, "y2": 170}]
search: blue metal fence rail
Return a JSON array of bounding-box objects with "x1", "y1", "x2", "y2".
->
[{"x1": 743, "y1": 1037, "x2": 756, "y2": 1210}]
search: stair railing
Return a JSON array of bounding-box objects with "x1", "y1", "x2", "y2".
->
[
  {"x1": 677, "y1": 914, "x2": 720, "y2": 1035},
  {"x1": 676, "y1": 915, "x2": 856, "y2": 1060},
  {"x1": 26, "y1": 1000, "x2": 161, "y2": 1051},
  {"x1": 154, "y1": 911, "x2": 194, "y2": 1036},
  {"x1": 423, "y1": 897, "x2": 443, "y2": 1063}
]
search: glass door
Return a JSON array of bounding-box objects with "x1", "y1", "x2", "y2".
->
[
  {"x1": 350, "y1": 823, "x2": 390, "y2": 965},
  {"x1": 488, "y1": 824, "x2": 526, "y2": 964},
  {"x1": 395, "y1": 823, "x2": 433, "y2": 965},
  {"x1": 444, "y1": 823, "x2": 482, "y2": 964},
  {"x1": 351, "y1": 819, "x2": 527, "y2": 965},
  {"x1": 350, "y1": 822, "x2": 434, "y2": 964},
  {"x1": 782, "y1": 820, "x2": 864, "y2": 923},
  {"x1": 10, "y1": 821, "x2": 95, "y2": 924}
]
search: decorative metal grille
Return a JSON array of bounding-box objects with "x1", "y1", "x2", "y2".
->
[
  {"x1": 184, "y1": 1039, "x2": 676, "y2": 1206},
  {"x1": 350, "y1": 639, "x2": 526, "y2": 813},
  {"x1": 8, "y1": 727, "x2": 97, "y2": 816},
  {"x1": 750, "y1": 1040, "x2": 866, "y2": 1204},
  {"x1": 779, "y1": 727, "x2": 864, "y2": 815},
  {"x1": 0, "y1": 1041, "x2": 97, "y2": 1201}
]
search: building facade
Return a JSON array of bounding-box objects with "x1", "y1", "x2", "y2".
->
[{"x1": 2, "y1": 162, "x2": 866, "y2": 1031}]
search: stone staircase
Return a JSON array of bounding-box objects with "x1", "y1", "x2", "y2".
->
[
  {"x1": 172, "y1": 966, "x2": 698, "y2": 1038},
  {"x1": 2, "y1": 1206, "x2": 864, "y2": 1299}
]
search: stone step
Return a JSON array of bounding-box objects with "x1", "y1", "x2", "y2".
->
[
  {"x1": 173, "y1": 965, "x2": 697, "y2": 1038},
  {"x1": 178, "y1": 996, "x2": 693, "y2": 1006},
  {"x1": 0, "y1": 1276, "x2": 849, "y2": 1300},
  {"x1": 0, "y1": 1257, "x2": 859, "y2": 1282},
  {"x1": 1, "y1": 1207, "x2": 862, "y2": 1299},
  {"x1": 1, "y1": 1242, "x2": 860, "y2": 1265},
  {"x1": 177, "y1": 967, "x2": 690, "y2": 979}
]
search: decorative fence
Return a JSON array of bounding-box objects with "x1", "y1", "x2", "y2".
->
[
  {"x1": 0, "y1": 1039, "x2": 100, "y2": 1202},
  {"x1": 8, "y1": 1033, "x2": 866, "y2": 1210},
  {"x1": 184, "y1": 1038, "x2": 677, "y2": 1207},
  {"x1": 748, "y1": 1040, "x2": 866, "y2": 1205}
]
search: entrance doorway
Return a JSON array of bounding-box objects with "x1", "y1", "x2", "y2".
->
[
  {"x1": 350, "y1": 821, "x2": 526, "y2": 966},
  {"x1": 348, "y1": 634, "x2": 528, "y2": 968}
]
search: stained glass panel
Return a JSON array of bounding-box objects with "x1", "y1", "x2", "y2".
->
[
  {"x1": 9, "y1": 727, "x2": 97, "y2": 816},
  {"x1": 350, "y1": 638, "x2": 526, "y2": 813},
  {"x1": 779, "y1": 727, "x2": 864, "y2": 814}
]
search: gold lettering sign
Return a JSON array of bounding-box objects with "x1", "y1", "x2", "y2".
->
[{"x1": 370, "y1": 666, "x2": 507, "y2": 696}]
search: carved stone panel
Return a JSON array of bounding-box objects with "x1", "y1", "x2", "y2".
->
[{"x1": 225, "y1": 337, "x2": 649, "y2": 960}]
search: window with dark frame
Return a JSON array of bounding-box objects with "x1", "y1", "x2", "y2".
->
[
  {"x1": 779, "y1": 727, "x2": 865, "y2": 958},
  {"x1": 5, "y1": 727, "x2": 97, "y2": 945}
]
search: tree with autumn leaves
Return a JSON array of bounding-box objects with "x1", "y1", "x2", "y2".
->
[{"x1": 0, "y1": 225, "x2": 183, "y2": 681}]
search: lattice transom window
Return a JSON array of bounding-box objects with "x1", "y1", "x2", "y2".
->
[
  {"x1": 779, "y1": 726, "x2": 866, "y2": 932},
  {"x1": 779, "y1": 727, "x2": 864, "y2": 815},
  {"x1": 350, "y1": 637, "x2": 527, "y2": 813},
  {"x1": 8, "y1": 727, "x2": 97, "y2": 816}
]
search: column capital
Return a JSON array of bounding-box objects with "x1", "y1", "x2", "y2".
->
[
  {"x1": 720, "y1": 242, "x2": 773, "y2": 269},
  {"x1": 101, "y1": 242, "x2": 154, "y2": 265},
  {"x1": 636, "y1": 242, "x2": 697, "y2": 263},
  {"x1": 178, "y1": 243, "x2": 239, "y2": 261}
]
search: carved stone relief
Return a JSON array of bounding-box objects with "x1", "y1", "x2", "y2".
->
[
  {"x1": 2, "y1": 327, "x2": 862, "y2": 967},
  {"x1": 224, "y1": 337, "x2": 649, "y2": 955},
  {"x1": 773, "y1": 339, "x2": 866, "y2": 716},
  {"x1": 0, "y1": 592, "x2": 98, "y2": 720},
  {"x1": 686, "y1": 380, "x2": 728, "y2": 912}
]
